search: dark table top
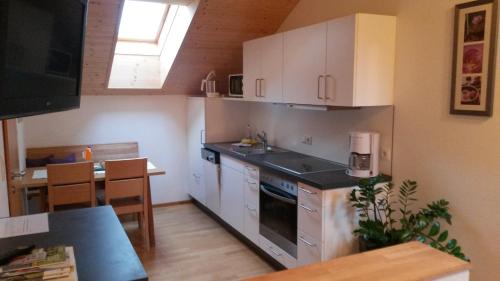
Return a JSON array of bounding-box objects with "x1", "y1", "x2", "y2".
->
[
  {"x1": 0, "y1": 206, "x2": 148, "y2": 281},
  {"x1": 204, "y1": 143, "x2": 391, "y2": 190}
]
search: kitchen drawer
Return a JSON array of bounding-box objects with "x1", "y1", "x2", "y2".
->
[
  {"x1": 297, "y1": 230, "x2": 321, "y2": 266},
  {"x1": 298, "y1": 200, "x2": 322, "y2": 241},
  {"x1": 244, "y1": 164, "x2": 259, "y2": 180},
  {"x1": 259, "y1": 236, "x2": 297, "y2": 269},
  {"x1": 244, "y1": 180, "x2": 259, "y2": 205},
  {"x1": 298, "y1": 183, "x2": 322, "y2": 208},
  {"x1": 244, "y1": 202, "x2": 259, "y2": 245}
]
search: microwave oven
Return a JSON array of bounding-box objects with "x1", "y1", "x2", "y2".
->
[{"x1": 228, "y1": 74, "x2": 243, "y2": 97}]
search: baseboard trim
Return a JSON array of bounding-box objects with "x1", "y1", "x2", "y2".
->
[
  {"x1": 153, "y1": 200, "x2": 192, "y2": 208},
  {"x1": 191, "y1": 198, "x2": 285, "y2": 271}
]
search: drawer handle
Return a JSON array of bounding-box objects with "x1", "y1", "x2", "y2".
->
[
  {"x1": 245, "y1": 204, "x2": 257, "y2": 213},
  {"x1": 246, "y1": 180, "x2": 258, "y2": 185},
  {"x1": 299, "y1": 187, "x2": 317, "y2": 195},
  {"x1": 299, "y1": 203, "x2": 317, "y2": 213},
  {"x1": 299, "y1": 236, "x2": 316, "y2": 247}
]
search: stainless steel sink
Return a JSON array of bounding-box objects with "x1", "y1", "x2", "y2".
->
[{"x1": 230, "y1": 145, "x2": 288, "y2": 156}]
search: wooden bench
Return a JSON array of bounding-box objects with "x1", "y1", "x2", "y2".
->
[{"x1": 27, "y1": 142, "x2": 139, "y2": 164}]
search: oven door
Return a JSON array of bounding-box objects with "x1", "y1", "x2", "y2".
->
[{"x1": 259, "y1": 183, "x2": 297, "y2": 258}]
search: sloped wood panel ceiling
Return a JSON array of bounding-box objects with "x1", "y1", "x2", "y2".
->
[{"x1": 81, "y1": 0, "x2": 299, "y2": 96}]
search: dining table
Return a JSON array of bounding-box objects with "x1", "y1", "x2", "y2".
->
[{"x1": 10, "y1": 161, "x2": 165, "y2": 247}]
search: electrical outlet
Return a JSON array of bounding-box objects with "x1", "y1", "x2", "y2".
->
[{"x1": 302, "y1": 136, "x2": 313, "y2": 145}]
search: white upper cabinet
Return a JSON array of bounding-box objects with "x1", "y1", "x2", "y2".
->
[
  {"x1": 283, "y1": 22, "x2": 327, "y2": 105},
  {"x1": 244, "y1": 13, "x2": 396, "y2": 107},
  {"x1": 243, "y1": 33, "x2": 283, "y2": 103},
  {"x1": 325, "y1": 14, "x2": 396, "y2": 106}
]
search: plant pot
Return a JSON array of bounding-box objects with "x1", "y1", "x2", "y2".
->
[{"x1": 358, "y1": 237, "x2": 383, "y2": 252}]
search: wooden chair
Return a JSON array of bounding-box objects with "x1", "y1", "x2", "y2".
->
[
  {"x1": 47, "y1": 162, "x2": 96, "y2": 212},
  {"x1": 103, "y1": 158, "x2": 149, "y2": 248}
]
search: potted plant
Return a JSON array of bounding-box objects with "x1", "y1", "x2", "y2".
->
[{"x1": 349, "y1": 176, "x2": 469, "y2": 261}]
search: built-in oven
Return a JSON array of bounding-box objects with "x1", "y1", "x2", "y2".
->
[{"x1": 259, "y1": 169, "x2": 298, "y2": 258}]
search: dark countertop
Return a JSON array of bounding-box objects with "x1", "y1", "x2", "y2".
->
[
  {"x1": 204, "y1": 143, "x2": 387, "y2": 190},
  {"x1": 0, "y1": 206, "x2": 147, "y2": 281}
]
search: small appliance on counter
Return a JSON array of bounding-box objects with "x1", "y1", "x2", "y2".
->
[
  {"x1": 228, "y1": 74, "x2": 243, "y2": 97},
  {"x1": 201, "y1": 70, "x2": 220, "y2": 97},
  {"x1": 347, "y1": 132, "x2": 380, "y2": 178}
]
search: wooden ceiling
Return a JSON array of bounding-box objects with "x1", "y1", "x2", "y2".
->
[{"x1": 81, "y1": 0, "x2": 299, "y2": 96}]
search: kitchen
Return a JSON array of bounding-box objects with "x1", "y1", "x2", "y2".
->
[{"x1": 0, "y1": 0, "x2": 498, "y2": 280}]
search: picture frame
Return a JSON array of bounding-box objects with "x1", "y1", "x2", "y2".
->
[{"x1": 451, "y1": 0, "x2": 498, "y2": 116}]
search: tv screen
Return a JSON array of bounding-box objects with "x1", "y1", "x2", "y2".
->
[{"x1": 0, "y1": 0, "x2": 87, "y2": 120}]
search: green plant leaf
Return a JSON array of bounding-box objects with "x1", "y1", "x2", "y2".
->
[
  {"x1": 438, "y1": 230, "x2": 448, "y2": 242},
  {"x1": 428, "y1": 222, "x2": 440, "y2": 236},
  {"x1": 446, "y1": 239, "x2": 457, "y2": 250}
]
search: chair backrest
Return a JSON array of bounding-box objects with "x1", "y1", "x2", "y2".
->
[
  {"x1": 47, "y1": 162, "x2": 95, "y2": 212},
  {"x1": 104, "y1": 158, "x2": 148, "y2": 203}
]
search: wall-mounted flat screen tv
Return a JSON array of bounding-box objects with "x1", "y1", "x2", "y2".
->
[{"x1": 0, "y1": 0, "x2": 87, "y2": 120}]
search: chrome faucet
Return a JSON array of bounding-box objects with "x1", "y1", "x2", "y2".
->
[{"x1": 256, "y1": 131, "x2": 269, "y2": 151}]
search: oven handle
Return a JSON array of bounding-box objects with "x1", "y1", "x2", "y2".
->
[{"x1": 260, "y1": 185, "x2": 297, "y2": 205}]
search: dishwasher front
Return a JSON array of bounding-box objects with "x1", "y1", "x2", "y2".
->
[{"x1": 201, "y1": 148, "x2": 220, "y2": 215}]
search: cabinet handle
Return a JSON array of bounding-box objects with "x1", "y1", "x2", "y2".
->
[
  {"x1": 299, "y1": 187, "x2": 317, "y2": 195},
  {"x1": 299, "y1": 203, "x2": 317, "y2": 213},
  {"x1": 255, "y1": 79, "x2": 259, "y2": 97},
  {"x1": 245, "y1": 204, "x2": 257, "y2": 213},
  {"x1": 317, "y1": 75, "x2": 324, "y2": 100},
  {"x1": 325, "y1": 75, "x2": 333, "y2": 100},
  {"x1": 200, "y1": 130, "x2": 205, "y2": 144},
  {"x1": 259, "y1": 79, "x2": 264, "y2": 97},
  {"x1": 299, "y1": 236, "x2": 316, "y2": 247}
]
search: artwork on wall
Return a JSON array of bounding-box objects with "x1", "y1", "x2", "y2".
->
[{"x1": 451, "y1": 0, "x2": 498, "y2": 116}]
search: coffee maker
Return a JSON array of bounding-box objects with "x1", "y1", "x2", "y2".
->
[{"x1": 347, "y1": 132, "x2": 380, "y2": 178}]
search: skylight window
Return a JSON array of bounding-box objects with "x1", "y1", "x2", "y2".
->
[
  {"x1": 109, "y1": 0, "x2": 198, "y2": 89},
  {"x1": 117, "y1": 0, "x2": 168, "y2": 42}
]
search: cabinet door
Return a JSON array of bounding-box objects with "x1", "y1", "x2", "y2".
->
[
  {"x1": 283, "y1": 22, "x2": 327, "y2": 105},
  {"x1": 260, "y1": 33, "x2": 283, "y2": 103},
  {"x1": 220, "y1": 164, "x2": 245, "y2": 233},
  {"x1": 187, "y1": 98, "x2": 206, "y2": 204},
  {"x1": 243, "y1": 39, "x2": 261, "y2": 101},
  {"x1": 325, "y1": 15, "x2": 356, "y2": 106},
  {"x1": 203, "y1": 160, "x2": 220, "y2": 215}
]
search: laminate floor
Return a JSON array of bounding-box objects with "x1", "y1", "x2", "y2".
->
[{"x1": 124, "y1": 203, "x2": 275, "y2": 281}]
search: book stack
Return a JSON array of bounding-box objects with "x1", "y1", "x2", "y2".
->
[{"x1": 0, "y1": 246, "x2": 77, "y2": 281}]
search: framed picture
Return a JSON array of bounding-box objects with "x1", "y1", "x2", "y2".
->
[{"x1": 451, "y1": 0, "x2": 498, "y2": 116}]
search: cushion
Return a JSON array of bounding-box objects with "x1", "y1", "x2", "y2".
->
[
  {"x1": 26, "y1": 155, "x2": 53, "y2": 168},
  {"x1": 48, "y1": 153, "x2": 77, "y2": 164}
]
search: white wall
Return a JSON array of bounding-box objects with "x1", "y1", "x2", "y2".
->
[
  {"x1": 23, "y1": 95, "x2": 189, "y2": 204},
  {"x1": 247, "y1": 103, "x2": 394, "y2": 174},
  {"x1": 279, "y1": 1, "x2": 500, "y2": 280}
]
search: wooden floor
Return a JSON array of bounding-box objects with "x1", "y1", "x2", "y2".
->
[{"x1": 124, "y1": 203, "x2": 275, "y2": 281}]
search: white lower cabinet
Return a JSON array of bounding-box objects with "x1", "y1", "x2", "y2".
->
[
  {"x1": 220, "y1": 156, "x2": 245, "y2": 233},
  {"x1": 243, "y1": 164, "x2": 260, "y2": 245},
  {"x1": 297, "y1": 231, "x2": 321, "y2": 266},
  {"x1": 297, "y1": 183, "x2": 358, "y2": 265}
]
